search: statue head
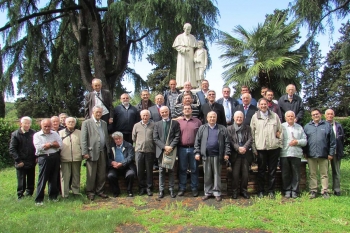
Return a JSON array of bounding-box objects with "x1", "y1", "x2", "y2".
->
[
  {"x1": 198, "y1": 40, "x2": 204, "y2": 48},
  {"x1": 183, "y1": 23, "x2": 192, "y2": 35}
]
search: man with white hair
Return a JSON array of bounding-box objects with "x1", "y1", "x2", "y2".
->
[
  {"x1": 325, "y1": 109, "x2": 344, "y2": 196},
  {"x1": 280, "y1": 111, "x2": 307, "y2": 198},
  {"x1": 9, "y1": 116, "x2": 36, "y2": 199},
  {"x1": 233, "y1": 93, "x2": 258, "y2": 126},
  {"x1": 278, "y1": 84, "x2": 304, "y2": 124}
]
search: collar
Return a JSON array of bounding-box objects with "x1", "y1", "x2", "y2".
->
[
  {"x1": 208, "y1": 124, "x2": 217, "y2": 129},
  {"x1": 40, "y1": 130, "x2": 53, "y2": 136},
  {"x1": 162, "y1": 118, "x2": 170, "y2": 122},
  {"x1": 141, "y1": 120, "x2": 150, "y2": 125},
  {"x1": 92, "y1": 116, "x2": 100, "y2": 124},
  {"x1": 21, "y1": 128, "x2": 28, "y2": 134},
  {"x1": 115, "y1": 143, "x2": 123, "y2": 149}
]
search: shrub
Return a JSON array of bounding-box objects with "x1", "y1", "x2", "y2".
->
[
  {"x1": 337, "y1": 117, "x2": 350, "y2": 159},
  {"x1": 0, "y1": 119, "x2": 18, "y2": 168}
]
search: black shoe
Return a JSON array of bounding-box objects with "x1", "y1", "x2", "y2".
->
[
  {"x1": 241, "y1": 192, "x2": 250, "y2": 199},
  {"x1": 170, "y1": 190, "x2": 176, "y2": 198},
  {"x1": 113, "y1": 193, "x2": 120, "y2": 198},
  {"x1": 98, "y1": 193, "x2": 109, "y2": 199},
  {"x1": 192, "y1": 190, "x2": 199, "y2": 197},
  {"x1": 87, "y1": 195, "x2": 95, "y2": 201},
  {"x1": 139, "y1": 189, "x2": 146, "y2": 196},
  {"x1": 177, "y1": 190, "x2": 185, "y2": 196},
  {"x1": 334, "y1": 191, "x2": 341, "y2": 196},
  {"x1": 268, "y1": 192, "x2": 275, "y2": 199},
  {"x1": 147, "y1": 190, "x2": 153, "y2": 196},
  {"x1": 158, "y1": 191, "x2": 164, "y2": 198},
  {"x1": 202, "y1": 195, "x2": 210, "y2": 201},
  {"x1": 231, "y1": 192, "x2": 238, "y2": 199},
  {"x1": 309, "y1": 191, "x2": 316, "y2": 199},
  {"x1": 127, "y1": 191, "x2": 133, "y2": 197},
  {"x1": 257, "y1": 192, "x2": 264, "y2": 198}
]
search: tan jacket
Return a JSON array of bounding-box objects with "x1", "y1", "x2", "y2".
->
[
  {"x1": 132, "y1": 121, "x2": 155, "y2": 153},
  {"x1": 250, "y1": 110, "x2": 283, "y2": 154},
  {"x1": 59, "y1": 129, "x2": 82, "y2": 162}
]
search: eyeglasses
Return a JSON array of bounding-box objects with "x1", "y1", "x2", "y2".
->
[
  {"x1": 311, "y1": 113, "x2": 320, "y2": 116},
  {"x1": 208, "y1": 94, "x2": 216, "y2": 96}
]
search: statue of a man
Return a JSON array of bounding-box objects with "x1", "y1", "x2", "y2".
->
[
  {"x1": 172, "y1": 23, "x2": 197, "y2": 88},
  {"x1": 194, "y1": 40, "x2": 208, "y2": 87}
]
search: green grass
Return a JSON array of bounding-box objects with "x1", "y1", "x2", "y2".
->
[{"x1": 1, "y1": 161, "x2": 350, "y2": 232}]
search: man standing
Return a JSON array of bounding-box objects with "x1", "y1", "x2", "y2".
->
[
  {"x1": 304, "y1": 108, "x2": 335, "y2": 199},
  {"x1": 237, "y1": 86, "x2": 257, "y2": 107},
  {"x1": 81, "y1": 106, "x2": 110, "y2": 201},
  {"x1": 216, "y1": 86, "x2": 238, "y2": 126},
  {"x1": 281, "y1": 111, "x2": 307, "y2": 198},
  {"x1": 153, "y1": 106, "x2": 180, "y2": 198},
  {"x1": 265, "y1": 89, "x2": 282, "y2": 121},
  {"x1": 177, "y1": 105, "x2": 202, "y2": 197},
  {"x1": 107, "y1": 132, "x2": 136, "y2": 198},
  {"x1": 59, "y1": 113, "x2": 68, "y2": 130},
  {"x1": 194, "y1": 111, "x2": 230, "y2": 202},
  {"x1": 59, "y1": 117, "x2": 82, "y2": 198},
  {"x1": 278, "y1": 84, "x2": 304, "y2": 124},
  {"x1": 233, "y1": 93, "x2": 258, "y2": 126},
  {"x1": 175, "y1": 81, "x2": 200, "y2": 106},
  {"x1": 148, "y1": 94, "x2": 165, "y2": 122},
  {"x1": 136, "y1": 90, "x2": 154, "y2": 113},
  {"x1": 51, "y1": 116, "x2": 62, "y2": 132},
  {"x1": 196, "y1": 79, "x2": 210, "y2": 106},
  {"x1": 84, "y1": 78, "x2": 114, "y2": 124},
  {"x1": 325, "y1": 109, "x2": 344, "y2": 196},
  {"x1": 112, "y1": 93, "x2": 140, "y2": 143},
  {"x1": 132, "y1": 110, "x2": 156, "y2": 196},
  {"x1": 164, "y1": 79, "x2": 181, "y2": 118},
  {"x1": 200, "y1": 90, "x2": 226, "y2": 126},
  {"x1": 9, "y1": 116, "x2": 36, "y2": 199},
  {"x1": 33, "y1": 119, "x2": 62, "y2": 205},
  {"x1": 173, "y1": 94, "x2": 200, "y2": 119}
]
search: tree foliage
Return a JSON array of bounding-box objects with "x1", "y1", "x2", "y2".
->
[
  {"x1": 218, "y1": 10, "x2": 307, "y2": 99},
  {"x1": 0, "y1": 0, "x2": 219, "y2": 116}
]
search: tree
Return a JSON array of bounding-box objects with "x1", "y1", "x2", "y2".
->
[
  {"x1": 218, "y1": 10, "x2": 307, "y2": 99},
  {"x1": 0, "y1": 0, "x2": 219, "y2": 115}
]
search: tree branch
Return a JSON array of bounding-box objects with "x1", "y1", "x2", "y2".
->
[
  {"x1": 128, "y1": 27, "x2": 159, "y2": 44},
  {"x1": 0, "y1": 6, "x2": 108, "y2": 32}
]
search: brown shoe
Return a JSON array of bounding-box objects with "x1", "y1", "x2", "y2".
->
[
  {"x1": 98, "y1": 193, "x2": 109, "y2": 199},
  {"x1": 215, "y1": 196, "x2": 222, "y2": 202},
  {"x1": 202, "y1": 195, "x2": 210, "y2": 201},
  {"x1": 87, "y1": 195, "x2": 95, "y2": 201}
]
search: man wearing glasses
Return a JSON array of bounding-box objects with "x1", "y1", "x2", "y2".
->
[{"x1": 199, "y1": 90, "x2": 226, "y2": 126}]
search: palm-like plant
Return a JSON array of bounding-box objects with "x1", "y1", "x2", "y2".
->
[{"x1": 218, "y1": 11, "x2": 307, "y2": 97}]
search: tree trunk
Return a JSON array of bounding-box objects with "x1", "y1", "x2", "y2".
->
[{"x1": 0, "y1": 91, "x2": 5, "y2": 118}]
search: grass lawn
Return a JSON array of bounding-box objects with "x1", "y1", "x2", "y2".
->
[{"x1": 1, "y1": 161, "x2": 350, "y2": 232}]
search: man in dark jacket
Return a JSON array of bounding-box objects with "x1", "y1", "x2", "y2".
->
[
  {"x1": 278, "y1": 84, "x2": 304, "y2": 124},
  {"x1": 194, "y1": 111, "x2": 230, "y2": 202},
  {"x1": 107, "y1": 132, "x2": 137, "y2": 198},
  {"x1": 304, "y1": 108, "x2": 335, "y2": 199},
  {"x1": 112, "y1": 93, "x2": 140, "y2": 143},
  {"x1": 233, "y1": 93, "x2": 258, "y2": 126},
  {"x1": 200, "y1": 90, "x2": 226, "y2": 126},
  {"x1": 136, "y1": 90, "x2": 154, "y2": 112},
  {"x1": 216, "y1": 86, "x2": 238, "y2": 126},
  {"x1": 325, "y1": 109, "x2": 345, "y2": 196},
  {"x1": 9, "y1": 116, "x2": 36, "y2": 199},
  {"x1": 164, "y1": 79, "x2": 181, "y2": 118}
]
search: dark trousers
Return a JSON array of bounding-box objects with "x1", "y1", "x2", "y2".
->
[
  {"x1": 107, "y1": 164, "x2": 136, "y2": 195},
  {"x1": 122, "y1": 133, "x2": 133, "y2": 144},
  {"x1": 281, "y1": 157, "x2": 301, "y2": 195},
  {"x1": 35, "y1": 153, "x2": 60, "y2": 202},
  {"x1": 257, "y1": 148, "x2": 280, "y2": 193},
  {"x1": 135, "y1": 152, "x2": 154, "y2": 191},
  {"x1": 232, "y1": 157, "x2": 249, "y2": 194},
  {"x1": 101, "y1": 114, "x2": 110, "y2": 125},
  {"x1": 178, "y1": 147, "x2": 198, "y2": 191},
  {"x1": 16, "y1": 166, "x2": 35, "y2": 197}
]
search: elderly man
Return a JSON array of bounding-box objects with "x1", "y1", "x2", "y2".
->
[
  {"x1": 9, "y1": 116, "x2": 36, "y2": 199},
  {"x1": 177, "y1": 105, "x2": 202, "y2": 197},
  {"x1": 175, "y1": 81, "x2": 199, "y2": 106},
  {"x1": 149, "y1": 94, "x2": 165, "y2": 122},
  {"x1": 51, "y1": 116, "x2": 62, "y2": 132},
  {"x1": 227, "y1": 111, "x2": 253, "y2": 199},
  {"x1": 172, "y1": 23, "x2": 197, "y2": 87},
  {"x1": 233, "y1": 93, "x2": 258, "y2": 126},
  {"x1": 59, "y1": 113, "x2": 68, "y2": 130},
  {"x1": 237, "y1": 86, "x2": 257, "y2": 107},
  {"x1": 84, "y1": 78, "x2": 113, "y2": 124},
  {"x1": 107, "y1": 132, "x2": 136, "y2": 198},
  {"x1": 153, "y1": 106, "x2": 180, "y2": 198},
  {"x1": 196, "y1": 79, "x2": 210, "y2": 106},
  {"x1": 278, "y1": 84, "x2": 304, "y2": 124},
  {"x1": 281, "y1": 111, "x2": 307, "y2": 198},
  {"x1": 33, "y1": 119, "x2": 63, "y2": 205},
  {"x1": 304, "y1": 108, "x2": 336, "y2": 199},
  {"x1": 194, "y1": 111, "x2": 230, "y2": 202},
  {"x1": 216, "y1": 86, "x2": 238, "y2": 126},
  {"x1": 325, "y1": 109, "x2": 345, "y2": 196},
  {"x1": 132, "y1": 110, "x2": 156, "y2": 196},
  {"x1": 136, "y1": 90, "x2": 154, "y2": 113},
  {"x1": 112, "y1": 93, "x2": 140, "y2": 143},
  {"x1": 164, "y1": 79, "x2": 182, "y2": 118},
  {"x1": 200, "y1": 90, "x2": 226, "y2": 126},
  {"x1": 251, "y1": 98, "x2": 283, "y2": 199},
  {"x1": 81, "y1": 106, "x2": 110, "y2": 201},
  {"x1": 59, "y1": 117, "x2": 82, "y2": 198},
  {"x1": 174, "y1": 93, "x2": 200, "y2": 119}
]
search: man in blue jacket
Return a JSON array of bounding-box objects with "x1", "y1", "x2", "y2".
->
[
  {"x1": 325, "y1": 109, "x2": 344, "y2": 196},
  {"x1": 304, "y1": 108, "x2": 335, "y2": 199}
]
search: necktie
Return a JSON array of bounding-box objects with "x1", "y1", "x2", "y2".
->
[
  {"x1": 224, "y1": 100, "x2": 231, "y2": 122},
  {"x1": 243, "y1": 105, "x2": 248, "y2": 115},
  {"x1": 96, "y1": 92, "x2": 100, "y2": 97},
  {"x1": 244, "y1": 105, "x2": 248, "y2": 110},
  {"x1": 96, "y1": 121, "x2": 100, "y2": 127}
]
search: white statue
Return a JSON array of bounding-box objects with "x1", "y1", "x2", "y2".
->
[
  {"x1": 194, "y1": 40, "x2": 208, "y2": 87},
  {"x1": 172, "y1": 23, "x2": 197, "y2": 88}
]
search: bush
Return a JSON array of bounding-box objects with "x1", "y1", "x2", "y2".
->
[
  {"x1": 0, "y1": 119, "x2": 18, "y2": 168},
  {"x1": 337, "y1": 117, "x2": 350, "y2": 159}
]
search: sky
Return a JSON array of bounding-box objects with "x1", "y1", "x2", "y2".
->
[{"x1": 1, "y1": 0, "x2": 348, "y2": 101}]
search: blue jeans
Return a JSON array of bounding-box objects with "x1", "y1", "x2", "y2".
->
[{"x1": 178, "y1": 147, "x2": 198, "y2": 191}]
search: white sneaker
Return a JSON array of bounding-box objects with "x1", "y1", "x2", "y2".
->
[{"x1": 35, "y1": 202, "x2": 44, "y2": 206}]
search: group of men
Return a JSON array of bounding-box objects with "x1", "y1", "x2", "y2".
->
[{"x1": 9, "y1": 78, "x2": 345, "y2": 205}]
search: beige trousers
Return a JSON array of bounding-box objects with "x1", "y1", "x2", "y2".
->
[{"x1": 307, "y1": 158, "x2": 329, "y2": 194}]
